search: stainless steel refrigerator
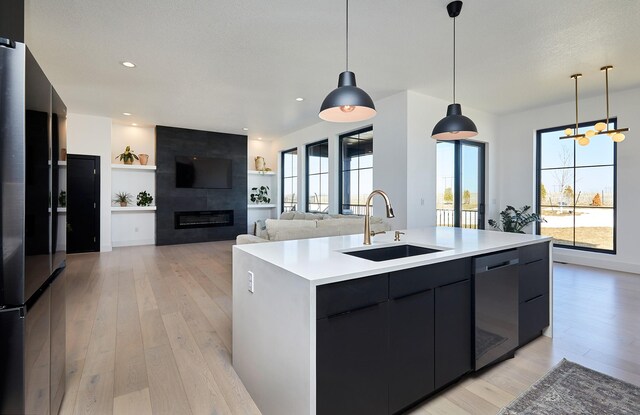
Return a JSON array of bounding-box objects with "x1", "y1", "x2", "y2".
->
[{"x1": 1, "y1": 37, "x2": 67, "y2": 415}]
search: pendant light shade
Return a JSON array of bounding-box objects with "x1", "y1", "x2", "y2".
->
[
  {"x1": 319, "y1": 71, "x2": 376, "y2": 122},
  {"x1": 432, "y1": 104, "x2": 478, "y2": 140},
  {"x1": 319, "y1": 0, "x2": 376, "y2": 123},
  {"x1": 431, "y1": 1, "x2": 477, "y2": 140}
]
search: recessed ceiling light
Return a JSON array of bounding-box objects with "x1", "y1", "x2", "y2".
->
[
  {"x1": 243, "y1": 127, "x2": 249, "y2": 131},
  {"x1": 132, "y1": 123, "x2": 138, "y2": 126},
  {"x1": 296, "y1": 97, "x2": 304, "y2": 102},
  {"x1": 121, "y1": 61, "x2": 136, "y2": 68},
  {"x1": 123, "y1": 112, "x2": 131, "y2": 116},
  {"x1": 257, "y1": 137, "x2": 263, "y2": 140}
]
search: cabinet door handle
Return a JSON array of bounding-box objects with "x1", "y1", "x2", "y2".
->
[
  {"x1": 393, "y1": 288, "x2": 432, "y2": 301},
  {"x1": 523, "y1": 258, "x2": 543, "y2": 266},
  {"x1": 484, "y1": 258, "x2": 519, "y2": 271},
  {"x1": 438, "y1": 278, "x2": 470, "y2": 289},
  {"x1": 325, "y1": 302, "x2": 381, "y2": 319},
  {"x1": 524, "y1": 294, "x2": 544, "y2": 303}
]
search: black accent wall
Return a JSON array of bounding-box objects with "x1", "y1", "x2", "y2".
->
[
  {"x1": 1, "y1": 0, "x2": 25, "y2": 42},
  {"x1": 156, "y1": 126, "x2": 247, "y2": 245}
]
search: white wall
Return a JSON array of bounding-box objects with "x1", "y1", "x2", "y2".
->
[
  {"x1": 248, "y1": 139, "x2": 277, "y2": 172},
  {"x1": 112, "y1": 123, "x2": 156, "y2": 165},
  {"x1": 497, "y1": 86, "x2": 640, "y2": 274},
  {"x1": 66, "y1": 113, "x2": 112, "y2": 251}
]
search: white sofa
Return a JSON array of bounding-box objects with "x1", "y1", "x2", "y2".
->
[{"x1": 236, "y1": 211, "x2": 391, "y2": 244}]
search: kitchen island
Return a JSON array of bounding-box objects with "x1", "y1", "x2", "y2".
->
[{"x1": 233, "y1": 227, "x2": 552, "y2": 415}]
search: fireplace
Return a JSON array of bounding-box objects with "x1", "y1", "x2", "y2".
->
[{"x1": 174, "y1": 210, "x2": 234, "y2": 229}]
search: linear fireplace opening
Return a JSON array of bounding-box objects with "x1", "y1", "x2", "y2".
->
[{"x1": 175, "y1": 210, "x2": 234, "y2": 229}]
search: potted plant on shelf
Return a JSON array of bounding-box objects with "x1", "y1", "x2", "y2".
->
[
  {"x1": 113, "y1": 192, "x2": 132, "y2": 207},
  {"x1": 58, "y1": 190, "x2": 66, "y2": 208},
  {"x1": 136, "y1": 191, "x2": 153, "y2": 207},
  {"x1": 250, "y1": 186, "x2": 271, "y2": 204},
  {"x1": 138, "y1": 153, "x2": 149, "y2": 165},
  {"x1": 488, "y1": 205, "x2": 545, "y2": 233},
  {"x1": 115, "y1": 146, "x2": 139, "y2": 165}
]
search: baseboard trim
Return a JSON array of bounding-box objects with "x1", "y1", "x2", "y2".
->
[
  {"x1": 112, "y1": 239, "x2": 155, "y2": 248},
  {"x1": 553, "y1": 248, "x2": 640, "y2": 275}
]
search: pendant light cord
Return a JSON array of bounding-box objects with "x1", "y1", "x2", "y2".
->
[
  {"x1": 345, "y1": 0, "x2": 349, "y2": 71},
  {"x1": 605, "y1": 67, "x2": 609, "y2": 125},
  {"x1": 452, "y1": 15, "x2": 456, "y2": 103},
  {"x1": 574, "y1": 75, "x2": 579, "y2": 132}
]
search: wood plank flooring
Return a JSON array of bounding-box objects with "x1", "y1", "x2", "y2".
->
[{"x1": 60, "y1": 241, "x2": 640, "y2": 414}]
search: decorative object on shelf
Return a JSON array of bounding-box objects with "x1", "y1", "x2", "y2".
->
[
  {"x1": 138, "y1": 153, "x2": 149, "y2": 165},
  {"x1": 60, "y1": 148, "x2": 67, "y2": 161},
  {"x1": 250, "y1": 186, "x2": 271, "y2": 204},
  {"x1": 488, "y1": 205, "x2": 545, "y2": 233},
  {"x1": 115, "y1": 145, "x2": 139, "y2": 165},
  {"x1": 255, "y1": 156, "x2": 266, "y2": 171},
  {"x1": 559, "y1": 74, "x2": 589, "y2": 145},
  {"x1": 58, "y1": 191, "x2": 66, "y2": 208},
  {"x1": 113, "y1": 191, "x2": 132, "y2": 207},
  {"x1": 319, "y1": 0, "x2": 376, "y2": 123},
  {"x1": 431, "y1": 1, "x2": 478, "y2": 140},
  {"x1": 136, "y1": 191, "x2": 153, "y2": 207}
]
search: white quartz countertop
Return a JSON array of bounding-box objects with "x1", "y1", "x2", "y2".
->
[{"x1": 234, "y1": 227, "x2": 552, "y2": 285}]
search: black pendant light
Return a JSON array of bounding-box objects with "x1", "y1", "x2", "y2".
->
[
  {"x1": 319, "y1": 0, "x2": 376, "y2": 123},
  {"x1": 431, "y1": 1, "x2": 478, "y2": 140}
]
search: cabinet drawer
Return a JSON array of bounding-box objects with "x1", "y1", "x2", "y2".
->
[
  {"x1": 519, "y1": 293, "x2": 549, "y2": 346},
  {"x1": 390, "y1": 259, "x2": 470, "y2": 299},
  {"x1": 519, "y1": 258, "x2": 549, "y2": 302},
  {"x1": 518, "y1": 242, "x2": 549, "y2": 265},
  {"x1": 317, "y1": 274, "x2": 388, "y2": 319}
]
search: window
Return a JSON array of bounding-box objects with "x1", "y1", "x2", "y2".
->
[
  {"x1": 281, "y1": 148, "x2": 298, "y2": 213},
  {"x1": 536, "y1": 120, "x2": 616, "y2": 253},
  {"x1": 306, "y1": 140, "x2": 329, "y2": 213},
  {"x1": 339, "y1": 127, "x2": 373, "y2": 215},
  {"x1": 436, "y1": 140, "x2": 485, "y2": 229}
]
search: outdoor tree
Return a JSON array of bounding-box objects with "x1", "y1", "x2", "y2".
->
[
  {"x1": 592, "y1": 193, "x2": 603, "y2": 206},
  {"x1": 540, "y1": 183, "x2": 547, "y2": 202},
  {"x1": 463, "y1": 189, "x2": 471, "y2": 205},
  {"x1": 444, "y1": 187, "x2": 453, "y2": 204},
  {"x1": 552, "y1": 145, "x2": 572, "y2": 204},
  {"x1": 563, "y1": 185, "x2": 574, "y2": 203}
]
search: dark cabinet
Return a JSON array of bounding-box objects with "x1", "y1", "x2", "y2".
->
[
  {"x1": 317, "y1": 301, "x2": 389, "y2": 415},
  {"x1": 517, "y1": 242, "x2": 550, "y2": 346},
  {"x1": 317, "y1": 274, "x2": 389, "y2": 415},
  {"x1": 435, "y1": 279, "x2": 471, "y2": 389},
  {"x1": 389, "y1": 289, "x2": 435, "y2": 413}
]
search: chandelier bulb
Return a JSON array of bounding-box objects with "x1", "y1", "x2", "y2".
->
[
  {"x1": 578, "y1": 136, "x2": 590, "y2": 146},
  {"x1": 612, "y1": 133, "x2": 625, "y2": 143},
  {"x1": 564, "y1": 128, "x2": 573, "y2": 136},
  {"x1": 585, "y1": 130, "x2": 595, "y2": 138},
  {"x1": 595, "y1": 122, "x2": 607, "y2": 132}
]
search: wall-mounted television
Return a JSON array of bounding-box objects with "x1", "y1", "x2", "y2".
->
[{"x1": 175, "y1": 156, "x2": 232, "y2": 189}]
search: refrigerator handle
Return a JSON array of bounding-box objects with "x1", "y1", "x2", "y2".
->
[{"x1": 0, "y1": 37, "x2": 16, "y2": 49}]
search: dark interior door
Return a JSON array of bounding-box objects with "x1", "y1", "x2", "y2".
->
[{"x1": 67, "y1": 155, "x2": 100, "y2": 253}]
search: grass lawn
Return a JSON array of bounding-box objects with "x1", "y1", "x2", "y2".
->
[{"x1": 541, "y1": 227, "x2": 613, "y2": 250}]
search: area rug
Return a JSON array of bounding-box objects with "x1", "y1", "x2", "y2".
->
[{"x1": 499, "y1": 358, "x2": 640, "y2": 414}]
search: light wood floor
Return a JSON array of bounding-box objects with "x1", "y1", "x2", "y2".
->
[{"x1": 60, "y1": 241, "x2": 640, "y2": 415}]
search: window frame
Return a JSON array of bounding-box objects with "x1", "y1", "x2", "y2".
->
[
  {"x1": 280, "y1": 147, "x2": 298, "y2": 213},
  {"x1": 305, "y1": 139, "x2": 329, "y2": 213},
  {"x1": 338, "y1": 126, "x2": 374, "y2": 215},
  {"x1": 535, "y1": 118, "x2": 617, "y2": 254}
]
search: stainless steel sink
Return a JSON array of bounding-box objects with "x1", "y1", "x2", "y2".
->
[{"x1": 343, "y1": 244, "x2": 442, "y2": 262}]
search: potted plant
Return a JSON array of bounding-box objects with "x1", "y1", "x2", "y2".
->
[
  {"x1": 250, "y1": 186, "x2": 271, "y2": 204},
  {"x1": 113, "y1": 192, "x2": 132, "y2": 207},
  {"x1": 138, "y1": 153, "x2": 149, "y2": 165},
  {"x1": 115, "y1": 146, "x2": 139, "y2": 165},
  {"x1": 136, "y1": 191, "x2": 153, "y2": 207},
  {"x1": 488, "y1": 205, "x2": 545, "y2": 233},
  {"x1": 58, "y1": 190, "x2": 66, "y2": 207}
]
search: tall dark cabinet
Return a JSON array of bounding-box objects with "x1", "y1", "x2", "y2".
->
[{"x1": 0, "y1": 34, "x2": 67, "y2": 415}]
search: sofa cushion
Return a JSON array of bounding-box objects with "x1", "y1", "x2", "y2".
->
[
  {"x1": 280, "y1": 211, "x2": 328, "y2": 221},
  {"x1": 271, "y1": 226, "x2": 336, "y2": 241},
  {"x1": 266, "y1": 219, "x2": 316, "y2": 240}
]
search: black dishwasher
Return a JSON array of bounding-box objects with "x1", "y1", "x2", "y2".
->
[{"x1": 473, "y1": 250, "x2": 519, "y2": 370}]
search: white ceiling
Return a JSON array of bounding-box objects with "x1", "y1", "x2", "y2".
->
[{"x1": 24, "y1": 0, "x2": 640, "y2": 140}]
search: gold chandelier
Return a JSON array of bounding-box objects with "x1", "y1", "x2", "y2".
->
[{"x1": 560, "y1": 65, "x2": 629, "y2": 146}]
